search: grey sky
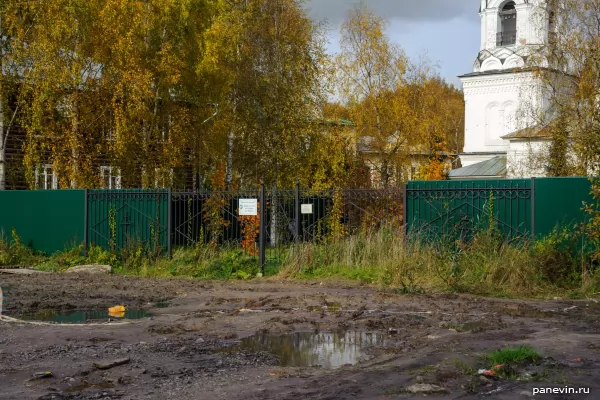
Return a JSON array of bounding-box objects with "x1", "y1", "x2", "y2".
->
[{"x1": 306, "y1": 1, "x2": 481, "y2": 87}]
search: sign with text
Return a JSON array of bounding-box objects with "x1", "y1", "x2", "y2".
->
[
  {"x1": 301, "y1": 204, "x2": 313, "y2": 215},
  {"x1": 239, "y1": 199, "x2": 258, "y2": 216}
]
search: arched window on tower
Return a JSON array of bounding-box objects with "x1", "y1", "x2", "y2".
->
[{"x1": 497, "y1": 1, "x2": 517, "y2": 46}]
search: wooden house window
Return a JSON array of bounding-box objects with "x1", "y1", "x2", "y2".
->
[
  {"x1": 100, "y1": 166, "x2": 121, "y2": 189},
  {"x1": 35, "y1": 165, "x2": 57, "y2": 190}
]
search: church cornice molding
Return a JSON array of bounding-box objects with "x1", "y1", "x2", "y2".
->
[
  {"x1": 486, "y1": 0, "x2": 531, "y2": 9},
  {"x1": 464, "y1": 86, "x2": 522, "y2": 96},
  {"x1": 462, "y1": 74, "x2": 540, "y2": 96},
  {"x1": 462, "y1": 73, "x2": 536, "y2": 88}
]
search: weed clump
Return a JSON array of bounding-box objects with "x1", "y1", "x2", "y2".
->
[{"x1": 485, "y1": 345, "x2": 541, "y2": 366}]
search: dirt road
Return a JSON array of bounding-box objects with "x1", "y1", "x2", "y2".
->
[{"x1": 1, "y1": 273, "x2": 599, "y2": 399}]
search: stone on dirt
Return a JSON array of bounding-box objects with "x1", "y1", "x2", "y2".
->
[
  {"x1": 406, "y1": 383, "x2": 449, "y2": 395},
  {"x1": 66, "y1": 265, "x2": 112, "y2": 274},
  {"x1": 93, "y1": 357, "x2": 130, "y2": 370},
  {"x1": 0, "y1": 268, "x2": 46, "y2": 275},
  {"x1": 29, "y1": 371, "x2": 53, "y2": 380},
  {"x1": 479, "y1": 375, "x2": 493, "y2": 385}
]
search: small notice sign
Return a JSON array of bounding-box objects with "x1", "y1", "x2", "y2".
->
[
  {"x1": 301, "y1": 204, "x2": 313, "y2": 215},
  {"x1": 239, "y1": 199, "x2": 258, "y2": 216}
]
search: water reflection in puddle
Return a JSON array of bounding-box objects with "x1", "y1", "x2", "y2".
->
[
  {"x1": 235, "y1": 331, "x2": 385, "y2": 369},
  {"x1": 10, "y1": 309, "x2": 153, "y2": 323}
]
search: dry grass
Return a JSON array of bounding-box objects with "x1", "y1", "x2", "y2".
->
[{"x1": 279, "y1": 226, "x2": 599, "y2": 298}]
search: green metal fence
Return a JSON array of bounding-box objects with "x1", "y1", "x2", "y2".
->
[
  {"x1": 0, "y1": 190, "x2": 85, "y2": 254},
  {"x1": 532, "y1": 177, "x2": 593, "y2": 238},
  {"x1": 86, "y1": 189, "x2": 170, "y2": 254},
  {"x1": 0, "y1": 178, "x2": 595, "y2": 258},
  {"x1": 405, "y1": 177, "x2": 592, "y2": 241}
]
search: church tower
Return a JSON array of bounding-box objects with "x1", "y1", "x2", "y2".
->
[{"x1": 453, "y1": 0, "x2": 552, "y2": 178}]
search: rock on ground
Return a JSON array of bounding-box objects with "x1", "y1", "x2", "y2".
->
[
  {"x1": 406, "y1": 383, "x2": 449, "y2": 394},
  {"x1": 65, "y1": 264, "x2": 112, "y2": 274}
]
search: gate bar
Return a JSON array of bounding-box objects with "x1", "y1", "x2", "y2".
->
[
  {"x1": 84, "y1": 189, "x2": 88, "y2": 256},
  {"x1": 259, "y1": 179, "x2": 266, "y2": 273},
  {"x1": 167, "y1": 188, "x2": 172, "y2": 258},
  {"x1": 402, "y1": 184, "x2": 408, "y2": 240},
  {"x1": 530, "y1": 177, "x2": 536, "y2": 239},
  {"x1": 295, "y1": 180, "x2": 300, "y2": 244}
]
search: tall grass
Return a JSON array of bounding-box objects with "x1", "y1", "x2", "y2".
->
[
  {"x1": 279, "y1": 225, "x2": 598, "y2": 298},
  {"x1": 0, "y1": 230, "x2": 264, "y2": 280},
  {"x1": 2, "y1": 224, "x2": 598, "y2": 297}
]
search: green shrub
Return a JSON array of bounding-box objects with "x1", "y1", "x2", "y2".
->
[
  {"x1": 0, "y1": 229, "x2": 42, "y2": 267},
  {"x1": 202, "y1": 250, "x2": 259, "y2": 280}
]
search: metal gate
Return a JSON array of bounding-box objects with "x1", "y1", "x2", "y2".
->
[
  {"x1": 405, "y1": 180, "x2": 532, "y2": 242},
  {"x1": 171, "y1": 189, "x2": 261, "y2": 257},
  {"x1": 85, "y1": 189, "x2": 169, "y2": 254}
]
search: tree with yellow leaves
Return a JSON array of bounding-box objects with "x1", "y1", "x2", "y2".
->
[
  {"x1": 335, "y1": 4, "x2": 464, "y2": 185},
  {"x1": 335, "y1": 3, "x2": 417, "y2": 188},
  {"x1": 202, "y1": 0, "x2": 329, "y2": 189},
  {"x1": 531, "y1": 0, "x2": 600, "y2": 176}
]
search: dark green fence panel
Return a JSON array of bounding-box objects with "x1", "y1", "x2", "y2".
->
[
  {"x1": 87, "y1": 190, "x2": 169, "y2": 253},
  {"x1": 533, "y1": 177, "x2": 592, "y2": 237},
  {"x1": 406, "y1": 179, "x2": 532, "y2": 241},
  {"x1": 0, "y1": 190, "x2": 85, "y2": 254}
]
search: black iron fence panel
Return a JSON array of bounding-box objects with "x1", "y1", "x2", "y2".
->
[
  {"x1": 341, "y1": 189, "x2": 404, "y2": 234},
  {"x1": 295, "y1": 188, "x2": 404, "y2": 242},
  {"x1": 171, "y1": 190, "x2": 261, "y2": 256},
  {"x1": 264, "y1": 189, "x2": 296, "y2": 263}
]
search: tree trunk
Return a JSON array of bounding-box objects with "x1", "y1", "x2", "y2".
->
[
  {"x1": 225, "y1": 99, "x2": 237, "y2": 189},
  {"x1": 0, "y1": 93, "x2": 5, "y2": 191},
  {"x1": 380, "y1": 159, "x2": 390, "y2": 189},
  {"x1": 270, "y1": 184, "x2": 277, "y2": 247},
  {"x1": 0, "y1": 12, "x2": 5, "y2": 191},
  {"x1": 70, "y1": 99, "x2": 79, "y2": 189},
  {"x1": 225, "y1": 130, "x2": 234, "y2": 188}
]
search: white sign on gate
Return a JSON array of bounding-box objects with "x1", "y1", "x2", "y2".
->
[
  {"x1": 301, "y1": 204, "x2": 313, "y2": 215},
  {"x1": 239, "y1": 199, "x2": 258, "y2": 216}
]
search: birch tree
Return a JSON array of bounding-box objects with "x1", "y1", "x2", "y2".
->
[
  {"x1": 203, "y1": 0, "x2": 328, "y2": 188},
  {"x1": 336, "y1": 3, "x2": 415, "y2": 188},
  {"x1": 533, "y1": 0, "x2": 600, "y2": 175}
]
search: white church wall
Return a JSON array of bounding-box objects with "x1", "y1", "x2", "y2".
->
[
  {"x1": 462, "y1": 71, "x2": 542, "y2": 156},
  {"x1": 506, "y1": 139, "x2": 548, "y2": 178},
  {"x1": 459, "y1": 1, "x2": 553, "y2": 176}
]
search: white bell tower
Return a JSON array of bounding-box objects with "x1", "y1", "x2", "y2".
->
[{"x1": 456, "y1": 0, "x2": 551, "y2": 177}]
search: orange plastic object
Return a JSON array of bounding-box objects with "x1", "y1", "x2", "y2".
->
[
  {"x1": 108, "y1": 305, "x2": 126, "y2": 317},
  {"x1": 108, "y1": 305, "x2": 125, "y2": 313}
]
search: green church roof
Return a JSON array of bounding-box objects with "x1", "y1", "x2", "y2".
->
[{"x1": 449, "y1": 156, "x2": 507, "y2": 179}]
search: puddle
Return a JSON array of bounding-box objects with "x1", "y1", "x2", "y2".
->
[
  {"x1": 0, "y1": 284, "x2": 13, "y2": 292},
  {"x1": 230, "y1": 331, "x2": 385, "y2": 369},
  {"x1": 64, "y1": 383, "x2": 115, "y2": 393},
  {"x1": 152, "y1": 298, "x2": 171, "y2": 308},
  {"x1": 10, "y1": 308, "x2": 153, "y2": 324}
]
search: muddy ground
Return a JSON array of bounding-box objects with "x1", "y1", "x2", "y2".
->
[{"x1": 1, "y1": 273, "x2": 600, "y2": 400}]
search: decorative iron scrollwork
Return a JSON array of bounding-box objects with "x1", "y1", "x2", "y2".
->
[{"x1": 407, "y1": 187, "x2": 531, "y2": 201}]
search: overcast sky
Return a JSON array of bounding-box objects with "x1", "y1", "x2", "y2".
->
[{"x1": 306, "y1": 0, "x2": 481, "y2": 87}]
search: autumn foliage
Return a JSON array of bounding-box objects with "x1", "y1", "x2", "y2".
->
[
  {"x1": 238, "y1": 203, "x2": 260, "y2": 256},
  {"x1": 0, "y1": 0, "x2": 463, "y2": 190}
]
